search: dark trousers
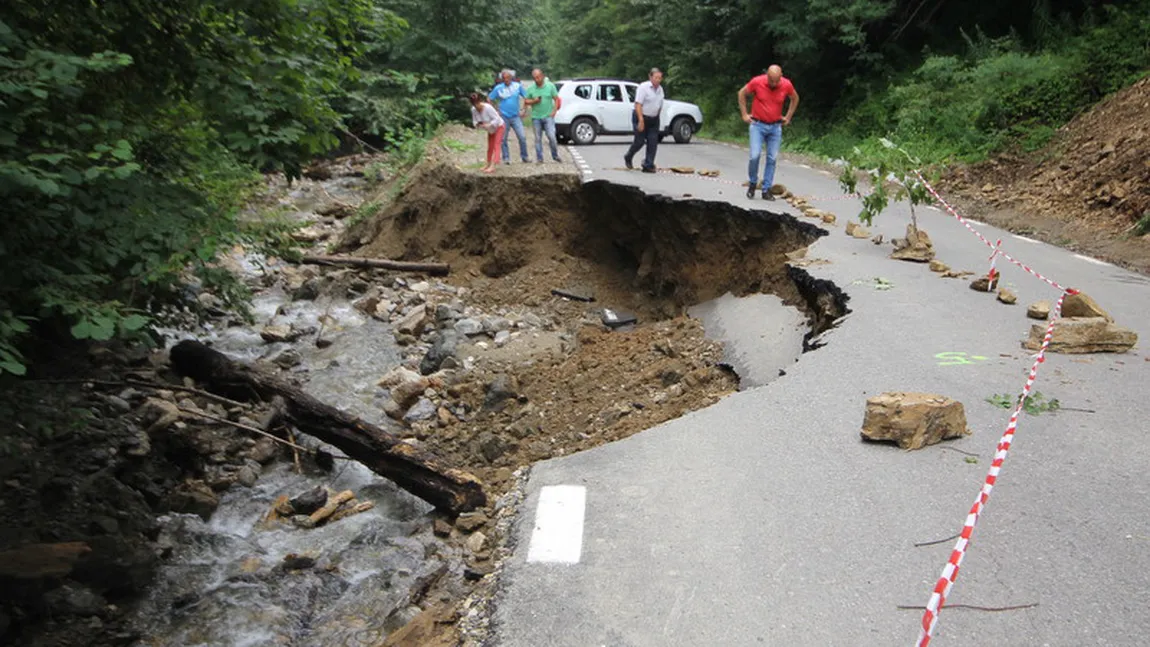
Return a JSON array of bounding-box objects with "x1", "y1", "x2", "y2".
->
[{"x1": 625, "y1": 114, "x2": 660, "y2": 170}]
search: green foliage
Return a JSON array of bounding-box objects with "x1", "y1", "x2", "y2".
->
[
  {"x1": 0, "y1": 0, "x2": 382, "y2": 370},
  {"x1": 837, "y1": 138, "x2": 934, "y2": 226},
  {"x1": 986, "y1": 391, "x2": 1061, "y2": 415},
  {"x1": 1133, "y1": 213, "x2": 1150, "y2": 237},
  {"x1": 796, "y1": 2, "x2": 1150, "y2": 163},
  {"x1": 351, "y1": 200, "x2": 385, "y2": 227}
]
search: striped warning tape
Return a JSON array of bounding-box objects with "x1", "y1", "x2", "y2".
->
[
  {"x1": 916, "y1": 289, "x2": 1073, "y2": 647},
  {"x1": 915, "y1": 170, "x2": 1071, "y2": 293},
  {"x1": 909, "y1": 170, "x2": 1086, "y2": 646}
]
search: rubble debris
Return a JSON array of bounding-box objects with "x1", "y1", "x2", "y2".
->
[
  {"x1": 550, "y1": 287, "x2": 595, "y2": 302},
  {"x1": 1061, "y1": 291, "x2": 1113, "y2": 322},
  {"x1": 861, "y1": 392, "x2": 970, "y2": 450},
  {"x1": 1024, "y1": 317, "x2": 1137, "y2": 354},
  {"x1": 601, "y1": 308, "x2": 638, "y2": 329},
  {"x1": 890, "y1": 224, "x2": 935, "y2": 262},
  {"x1": 1027, "y1": 300, "x2": 1051, "y2": 320}
]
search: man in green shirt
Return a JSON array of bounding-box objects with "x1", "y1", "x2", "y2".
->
[{"x1": 524, "y1": 68, "x2": 563, "y2": 163}]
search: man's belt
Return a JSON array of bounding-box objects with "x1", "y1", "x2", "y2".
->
[{"x1": 752, "y1": 118, "x2": 782, "y2": 125}]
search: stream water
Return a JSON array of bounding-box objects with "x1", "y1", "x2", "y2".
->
[{"x1": 132, "y1": 174, "x2": 467, "y2": 647}]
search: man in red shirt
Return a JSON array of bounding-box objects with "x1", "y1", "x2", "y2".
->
[{"x1": 738, "y1": 65, "x2": 800, "y2": 200}]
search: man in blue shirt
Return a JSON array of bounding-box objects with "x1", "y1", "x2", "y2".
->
[{"x1": 488, "y1": 69, "x2": 529, "y2": 164}]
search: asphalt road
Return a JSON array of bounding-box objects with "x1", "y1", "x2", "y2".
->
[{"x1": 489, "y1": 135, "x2": 1150, "y2": 646}]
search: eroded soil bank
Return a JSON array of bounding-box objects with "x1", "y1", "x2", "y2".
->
[
  {"x1": 343, "y1": 163, "x2": 846, "y2": 328},
  {"x1": 0, "y1": 149, "x2": 849, "y2": 647}
]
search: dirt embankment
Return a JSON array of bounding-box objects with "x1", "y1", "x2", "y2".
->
[
  {"x1": 942, "y1": 75, "x2": 1150, "y2": 271},
  {"x1": 341, "y1": 163, "x2": 839, "y2": 325},
  {"x1": 338, "y1": 161, "x2": 848, "y2": 499}
]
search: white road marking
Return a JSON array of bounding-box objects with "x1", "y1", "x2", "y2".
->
[
  {"x1": 1012, "y1": 234, "x2": 1040, "y2": 244},
  {"x1": 965, "y1": 219, "x2": 986, "y2": 226},
  {"x1": 926, "y1": 205, "x2": 942, "y2": 212},
  {"x1": 1074, "y1": 253, "x2": 1112, "y2": 267},
  {"x1": 526, "y1": 485, "x2": 587, "y2": 564},
  {"x1": 798, "y1": 164, "x2": 811, "y2": 169}
]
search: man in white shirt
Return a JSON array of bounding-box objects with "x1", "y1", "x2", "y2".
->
[{"x1": 624, "y1": 68, "x2": 664, "y2": 173}]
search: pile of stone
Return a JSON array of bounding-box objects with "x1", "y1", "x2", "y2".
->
[{"x1": 1023, "y1": 292, "x2": 1137, "y2": 353}]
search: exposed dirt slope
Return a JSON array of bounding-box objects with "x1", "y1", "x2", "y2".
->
[
  {"x1": 942, "y1": 76, "x2": 1150, "y2": 271},
  {"x1": 341, "y1": 163, "x2": 827, "y2": 320}
]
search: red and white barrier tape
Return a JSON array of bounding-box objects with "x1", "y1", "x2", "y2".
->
[
  {"x1": 915, "y1": 290, "x2": 1073, "y2": 646},
  {"x1": 906, "y1": 171, "x2": 1088, "y2": 645},
  {"x1": 914, "y1": 171, "x2": 1071, "y2": 292}
]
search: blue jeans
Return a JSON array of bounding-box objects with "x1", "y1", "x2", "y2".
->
[
  {"x1": 532, "y1": 117, "x2": 560, "y2": 161},
  {"x1": 625, "y1": 114, "x2": 660, "y2": 170},
  {"x1": 748, "y1": 120, "x2": 782, "y2": 189},
  {"x1": 501, "y1": 114, "x2": 529, "y2": 162}
]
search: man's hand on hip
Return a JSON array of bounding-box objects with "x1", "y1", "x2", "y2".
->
[
  {"x1": 782, "y1": 116, "x2": 791, "y2": 126},
  {"x1": 742, "y1": 114, "x2": 752, "y2": 125}
]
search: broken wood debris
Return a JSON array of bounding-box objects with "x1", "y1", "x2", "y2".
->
[
  {"x1": 169, "y1": 340, "x2": 486, "y2": 515},
  {"x1": 298, "y1": 254, "x2": 450, "y2": 276}
]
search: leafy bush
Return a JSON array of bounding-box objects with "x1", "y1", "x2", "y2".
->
[
  {"x1": 791, "y1": 1, "x2": 1150, "y2": 164},
  {"x1": 0, "y1": 0, "x2": 378, "y2": 374}
]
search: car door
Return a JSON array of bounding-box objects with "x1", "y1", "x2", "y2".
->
[{"x1": 595, "y1": 82, "x2": 631, "y2": 132}]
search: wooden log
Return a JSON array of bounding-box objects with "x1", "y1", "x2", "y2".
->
[
  {"x1": 328, "y1": 500, "x2": 376, "y2": 524},
  {"x1": 298, "y1": 254, "x2": 450, "y2": 276},
  {"x1": 309, "y1": 490, "x2": 355, "y2": 526},
  {"x1": 168, "y1": 340, "x2": 486, "y2": 515}
]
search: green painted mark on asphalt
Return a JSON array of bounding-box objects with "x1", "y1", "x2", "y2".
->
[{"x1": 936, "y1": 352, "x2": 989, "y2": 366}]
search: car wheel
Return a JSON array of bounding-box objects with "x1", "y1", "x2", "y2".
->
[
  {"x1": 672, "y1": 117, "x2": 694, "y2": 144},
  {"x1": 571, "y1": 117, "x2": 597, "y2": 145}
]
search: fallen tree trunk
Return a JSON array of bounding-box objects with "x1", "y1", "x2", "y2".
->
[
  {"x1": 298, "y1": 254, "x2": 449, "y2": 276},
  {"x1": 169, "y1": 340, "x2": 485, "y2": 515}
]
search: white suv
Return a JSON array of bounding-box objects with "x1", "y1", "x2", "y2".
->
[{"x1": 553, "y1": 78, "x2": 704, "y2": 145}]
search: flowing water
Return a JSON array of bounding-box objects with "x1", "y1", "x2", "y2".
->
[{"x1": 132, "y1": 174, "x2": 462, "y2": 646}]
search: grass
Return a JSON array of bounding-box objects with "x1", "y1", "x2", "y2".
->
[
  {"x1": 1132, "y1": 212, "x2": 1150, "y2": 237},
  {"x1": 441, "y1": 138, "x2": 478, "y2": 153}
]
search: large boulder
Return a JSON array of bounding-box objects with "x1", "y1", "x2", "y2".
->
[
  {"x1": 1024, "y1": 317, "x2": 1136, "y2": 353},
  {"x1": 860, "y1": 392, "x2": 970, "y2": 450},
  {"x1": 1061, "y1": 292, "x2": 1113, "y2": 322}
]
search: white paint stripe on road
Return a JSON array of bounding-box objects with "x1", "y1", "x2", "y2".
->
[
  {"x1": 926, "y1": 205, "x2": 942, "y2": 212},
  {"x1": 965, "y1": 219, "x2": 986, "y2": 226},
  {"x1": 1074, "y1": 253, "x2": 1112, "y2": 267},
  {"x1": 526, "y1": 485, "x2": 586, "y2": 564},
  {"x1": 1012, "y1": 234, "x2": 1040, "y2": 244}
]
